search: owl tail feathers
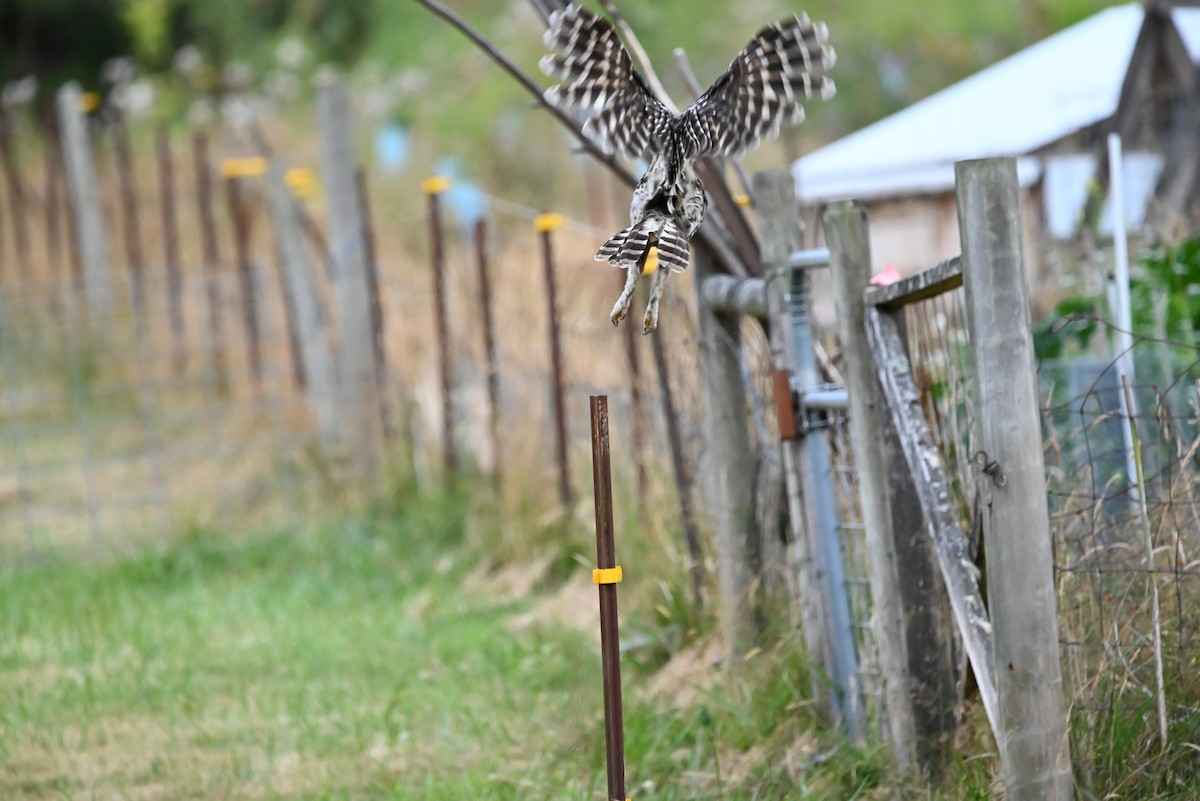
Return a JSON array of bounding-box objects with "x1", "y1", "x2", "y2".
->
[{"x1": 594, "y1": 215, "x2": 691, "y2": 273}]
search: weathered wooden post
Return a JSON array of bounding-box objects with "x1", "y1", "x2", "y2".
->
[
  {"x1": 192, "y1": 131, "x2": 228, "y2": 393},
  {"x1": 316, "y1": 70, "x2": 383, "y2": 476},
  {"x1": 826, "y1": 201, "x2": 958, "y2": 779},
  {"x1": 156, "y1": 126, "x2": 187, "y2": 375},
  {"x1": 757, "y1": 170, "x2": 860, "y2": 738},
  {"x1": 956, "y1": 157, "x2": 1072, "y2": 801},
  {"x1": 758, "y1": 172, "x2": 835, "y2": 714},
  {"x1": 694, "y1": 247, "x2": 759, "y2": 662},
  {"x1": 267, "y1": 161, "x2": 338, "y2": 449},
  {"x1": 56, "y1": 83, "x2": 112, "y2": 316}
]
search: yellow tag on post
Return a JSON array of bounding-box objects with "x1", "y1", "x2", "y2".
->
[{"x1": 592, "y1": 566, "x2": 623, "y2": 585}]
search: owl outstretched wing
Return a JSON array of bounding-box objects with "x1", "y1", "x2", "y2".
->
[
  {"x1": 677, "y1": 14, "x2": 836, "y2": 160},
  {"x1": 539, "y1": 4, "x2": 673, "y2": 160}
]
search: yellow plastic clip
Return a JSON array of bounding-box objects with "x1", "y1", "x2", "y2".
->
[
  {"x1": 221, "y1": 156, "x2": 268, "y2": 179},
  {"x1": 733, "y1": 192, "x2": 752, "y2": 207},
  {"x1": 285, "y1": 167, "x2": 320, "y2": 199},
  {"x1": 534, "y1": 212, "x2": 565, "y2": 233},
  {"x1": 593, "y1": 566, "x2": 623, "y2": 585},
  {"x1": 422, "y1": 176, "x2": 451, "y2": 195}
]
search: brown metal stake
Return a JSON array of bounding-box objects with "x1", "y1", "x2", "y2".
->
[
  {"x1": 589, "y1": 395, "x2": 626, "y2": 801},
  {"x1": 540, "y1": 216, "x2": 573, "y2": 508},
  {"x1": 474, "y1": 218, "x2": 502, "y2": 489},
  {"x1": 425, "y1": 179, "x2": 457, "y2": 478},
  {"x1": 355, "y1": 166, "x2": 392, "y2": 441},
  {"x1": 650, "y1": 331, "x2": 705, "y2": 609},
  {"x1": 224, "y1": 174, "x2": 263, "y2": 384}
]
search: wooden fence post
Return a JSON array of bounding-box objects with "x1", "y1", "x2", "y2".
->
[
  {"x1": 267, "y1": 161, "x2": 338, "y2": 449},
  {"x1": 316, "y1": 70, "x2": 382, "y2": 476},
  {"x1": 756, "y1": 170, "x2": 843, "y2": 726},
  {"x1": 694, "y1": 247, "x2": 759, "y2": 662},
  {"x1": 56, "y1": 82, "x2": 112, "y2": 316},
  {"x1": 956, "y1": 157, "x2": 1072, "y2": 801},
  {"x1": 826, "y1": 201, "x2": 958, "y2": 779},
  {"x1": 192, "y1": 131, "x2": 228, "y2": 394}
]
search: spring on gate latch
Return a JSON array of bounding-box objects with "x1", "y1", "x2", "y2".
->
[{"x1": 973, "y1": 450, "x2": 1007, "y2": 488}]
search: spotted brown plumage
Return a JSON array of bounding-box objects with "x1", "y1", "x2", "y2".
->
[{"x1": 541, "y1": 3, "x2": 835, "y2": 332}]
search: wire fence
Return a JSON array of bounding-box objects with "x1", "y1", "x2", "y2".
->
[
  {"x1": 0, "y1": 91, "x2": 717, "y2": 565},
  {"x1": 896, "y1": 279, "x2": 1200, "y2": 788}
]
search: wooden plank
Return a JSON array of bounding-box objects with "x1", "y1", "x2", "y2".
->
[
  {"x1": 956, "y1": 157, "x2": 1072, "y2": 801},
  {"x1": 865, "y1": 256, "x2": 961, "y2": 310},
  {"x1": 827, "y1": 201, "x2": 957, "y2": 780},
  {"x1": 317, "y1": 70, "x2": 382, "y2": 475},
  {"x1": 866, "y1": 304, "x2": 1001, "y2": 741},
  {"x1": 700, "y1": 274, "x2": 766, "y2": 318},
  {"x1": 56, "y1": 82, "x2": 111, "y2": 315}
]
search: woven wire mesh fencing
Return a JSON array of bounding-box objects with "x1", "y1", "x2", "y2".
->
[
  {"x1": 900, "y1": 277, "x2": 1200, "y2": 787},
  {"x1": 1041, "y1": 327, "x2": 1200, "y2": 790},
  {"x1": 0, "y1": 89, "x2": 717, "y2": 566},
  {"x1": 0, "y1": 117, "x2": 366, "y2": 555}
]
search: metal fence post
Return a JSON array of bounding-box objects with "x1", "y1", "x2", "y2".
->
[
  {"x1": 956, "y1": 157, "x2": 1072, "y2": 801},
  {"x1": 424, "y1": 176, "x2": 457, "y2": 480},
  {"x1": 536, "y1": 213, "x2": 573, "y2": 509},
  {"x1": 827, "y1": 201, "x2": 958, "y2": 779}
]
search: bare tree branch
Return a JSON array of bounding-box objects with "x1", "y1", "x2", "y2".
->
[
  {"x1": 415, "y1": 0, "x2": 636, "y2": 187},
  {"x1": 597, "y1": 0, "x2": 679, "y2": 114},
  {"x1": 416, "y1": 0, "x2": 751, "y2": 275}
]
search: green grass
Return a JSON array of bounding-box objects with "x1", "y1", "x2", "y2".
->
[{"x1": 0, "y1": 484, "x2": 940, "y2": 800}]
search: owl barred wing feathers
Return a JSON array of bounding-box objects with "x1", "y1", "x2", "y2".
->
[
  {"x1": 539, "y1": 4, "x2": 834, "y2": 332},
  {"x1": 539, "y1": 6, "x2": 672, "y2": 160},
  {"x1": 677, "y1": 15, "x2": 836, "y2": 160}
]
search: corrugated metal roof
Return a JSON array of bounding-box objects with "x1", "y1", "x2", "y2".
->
[{"x1": 793, "y1": 4, "x2": 1200, "y2": 202}]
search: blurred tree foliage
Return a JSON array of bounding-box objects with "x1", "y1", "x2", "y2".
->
[
  {"x1": 0, "y1": 0, "x2": 1121, "y2": 166},
  {"x1": 0, "y1": 0, "x2": 370, "y2": 86}
]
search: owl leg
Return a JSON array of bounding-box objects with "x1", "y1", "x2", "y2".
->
[
  {"x1": 642, "y1": 265, "x2": 671, "y2": 334},
  {"x1": 610, "y1": 263, "x2": 640, "y2": 327}
]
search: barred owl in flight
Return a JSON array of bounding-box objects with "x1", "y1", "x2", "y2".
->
[{"x1": 540, "y1": 3, "x2": 836, "y2": 332}]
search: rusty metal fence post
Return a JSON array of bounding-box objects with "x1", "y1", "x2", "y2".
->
[
  {"x1": 424, "y1": 176, "x2": 457, "y2": 479},
  {"x1": 192, "y1": 131, "x2": 228, "y2": 393},
  {"x1": 589, "y1": 395, "x2": 626, "y2": 801},
  {"x1": 474, "y1": 218, "x2": 502, "y2": 485},
  {"x1": 538, "y1": 212, "x2": 573, "y2": 508},
  {"x1": 224, "y1": 172, "x2": 263, "y2": 384}
]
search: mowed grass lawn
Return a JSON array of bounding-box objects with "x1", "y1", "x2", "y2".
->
[{"x1": 0, "y1": 489, "x2": 885, "y2": 800}]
